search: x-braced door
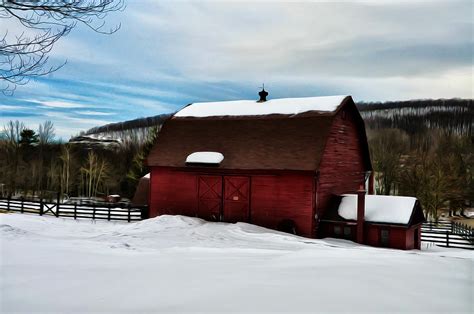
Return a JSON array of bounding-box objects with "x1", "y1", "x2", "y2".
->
[
  {"x1": 198, "y1": 176, "x2": 222, "y2": 221},
  {"x1": 223, "y1": 176, "x2": 250, "y2": 223}
]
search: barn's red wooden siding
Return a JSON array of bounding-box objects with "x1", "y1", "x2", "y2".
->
[
  {"x1": 316, "y1": 106, "x2": 368, "y2": 234},
  {"x1": 250, "y1": 175, "x2": 314, "y2": 237},
  {"x1": 149, "y1": 168, "x2": 197, "y2": 218}
]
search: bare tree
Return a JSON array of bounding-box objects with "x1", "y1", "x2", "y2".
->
[
  {"x1": 34, "y1": 120, "x2": 56, "y2": 196},
  {"x1": 1, "y1": 120, "x2": 25, "y2": 194},
  {"x1": 59, "y1": 144, "x2": 73, "y2": 197},
  {"x1": 80, "y1": 151, "x2": 110, "y2": 198},
  {"x1": 368, "y1": 128, "x2": 408, "y2": 195},
  {"x1": 38, "y1": 120, "x2": 55, "y2": 144},
  {"x1": 0, "y1": 0, "x2": 124, "y2": 94}
]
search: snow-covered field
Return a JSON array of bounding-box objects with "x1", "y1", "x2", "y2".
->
[{"x1": 1, "y1": 214, "x2": 472, "y2": 313}]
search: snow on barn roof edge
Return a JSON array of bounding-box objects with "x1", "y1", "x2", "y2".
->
[{"x1": 174, "y1": 95, "x2": 350, "y2": 118}]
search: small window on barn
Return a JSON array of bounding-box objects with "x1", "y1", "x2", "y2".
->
[
  {"x1": 185, "y1": 152, "x2": 224, "y2": 167},
  {"x1": 334, "y1": 226, "x2": 342, "y2": 236},
  {"x1": 343, "y1": 226, "x2": 351, "y2": 238},
  {"x1": 380, "y1": 229, "x2": 390, "y2": 247}
]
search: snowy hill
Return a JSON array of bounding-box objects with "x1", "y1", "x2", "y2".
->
[{"x1": 1, "y1": 214, "x2": 472, "y2": 313}]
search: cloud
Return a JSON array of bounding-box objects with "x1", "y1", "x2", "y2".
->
[
  {"x1": 28, "y1": 100, "x2": 89, "y2": 109},
  {"x1": 1, "y1": 0, "x2": 471, "y2": 139},
  {"x1": 0, "y1": 105, "x2": 28, "y2": 110},
  {"x1": 74, "y1": 110, "x2": 115, "y2": 116}
]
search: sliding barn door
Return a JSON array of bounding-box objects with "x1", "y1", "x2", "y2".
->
[
  {"x1": 198, "y1": 176, "x2": 222, "y2": 221},
  {"x1": 223, "y1": 176, "x2": 250, "y2": 223}
]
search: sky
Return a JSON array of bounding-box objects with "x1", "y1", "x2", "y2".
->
[{"x1": 0, "y1": 0, "x2": 472, "y2": 139}]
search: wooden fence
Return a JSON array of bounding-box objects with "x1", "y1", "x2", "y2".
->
[
  {"x1": 421, "y1": 221, "x2": 474, "y2": 250},
  {"x1": 2, "y1": 196, "x2": 473, "y2": 250},
  {"x1": 0, "y1": 197, "x2": 148, "y2": 222}
]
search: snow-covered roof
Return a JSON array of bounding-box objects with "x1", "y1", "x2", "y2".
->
[
  {"x1": 174, "y1": 95, "x2": 348, "y2": 118},
  {"x1": 186, "y1": 152, "x2": 224, "y2": 164},
  {"x1": 338, "y1": 194, "x2": 418, "y2": 225}
]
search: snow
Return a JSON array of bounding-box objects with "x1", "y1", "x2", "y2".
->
[
  {"x1": 186, "y1": 151, "x2": 224, "y2": 164},
  {"x1": 143, "y1": 173, "x2": 150, "y2": 179},
  {"x1": 175, "y1": 95, "x2": 348, "y2": 117},
  {"x1": 338, "y1": 194, "x2": 418, "y2": 224},
  {"x1": 1, "y1": 215, "x2": 472, "y2": 313},
  {"x1": 0, "y1": 214, "x2": 472, "y2": 313}
]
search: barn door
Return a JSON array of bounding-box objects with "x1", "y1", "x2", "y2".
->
[
  {"x1": 198, "y1": 176, "x2": 222, "y2": 221},
  {"x1": 223, "y1": 176, "x2": 250, "y2": 223}
]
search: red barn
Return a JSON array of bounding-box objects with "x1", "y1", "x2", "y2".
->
[{"x1": 146, "y1": 93, "x2": 376, "y2": 238}]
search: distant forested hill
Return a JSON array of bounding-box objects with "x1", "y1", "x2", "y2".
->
[
  {"x1": 82, "y1": 98, "x2": 472, "y2": 139},
  {"x1": 357, "y1": 98, "x2": 472, "y2": 136}
]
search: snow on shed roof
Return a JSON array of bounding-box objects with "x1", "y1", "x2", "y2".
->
[
  {"x1": 175, "y1": 95, "x2": 348, "y2": 118},
  {"x1": 338, "y1": 194, "x2": 418, "y2": 225},
  {"x1": 186, "y1": 152, "x2": 224, "y2": 164}
]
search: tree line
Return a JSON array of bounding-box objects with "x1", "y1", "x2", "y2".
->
[
  {"x1": 363, "y1": 99, "x2": 473, "y2": 221},
  {"x1": 0, "y1": 121, "x2": 158, "y2": 201}
]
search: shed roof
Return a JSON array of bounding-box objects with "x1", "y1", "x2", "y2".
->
[
  {"x1": 322, "y1": 194, "x2": 425, "y2": 226},
  {"x1": 147, "y1": 95, "x2": 368, "y2": 171}
]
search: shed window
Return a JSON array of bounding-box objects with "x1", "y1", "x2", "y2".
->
[
  {"x1": 334, "y1": 226, "x2": 341, "y2": 236},
  {"x1": 343, "y1": 226, "x2": 351, "y2": 239},
  {"x1": 380, "y1": 229, "x2": 390, "y2": 246}
]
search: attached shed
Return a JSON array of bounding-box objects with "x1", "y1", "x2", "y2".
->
[
  {"x1": 146, "y1": 93, "x2": 373, "y2": 238},
  {"x1": 131, "y1": 173, "x2": 150, "y2": 206},
  {"x1": 319, "y1": 194, "x2": 425, "y2": 250}
]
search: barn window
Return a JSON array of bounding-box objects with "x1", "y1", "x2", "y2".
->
[
  {"x1": 380, "y1": 229, "x2": 390, "y2": 246},
  {"x1": 341, "y1": 109, "x2": 347, "y2": 120},
  {"x1": 334, "y1": 226, "x2": 341, "y2": 236},
  {"x1": 343, "y1": 226, "x2": 351, "y2": 238}
]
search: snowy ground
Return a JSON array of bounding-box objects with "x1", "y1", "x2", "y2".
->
[{"x1": 1, "y1": 214, "x2": 472, "y2": 313}]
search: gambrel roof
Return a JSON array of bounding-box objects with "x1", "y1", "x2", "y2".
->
[{"x1": 147, "y1": 95, "x2": 371, "y2": 172}]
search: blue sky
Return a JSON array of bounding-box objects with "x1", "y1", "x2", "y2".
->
[{"x1": 0, "y1": 0, "x2": 472, "y2": 139}]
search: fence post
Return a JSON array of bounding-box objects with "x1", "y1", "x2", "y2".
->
[
  {"x1": 446, "y1": 231, "x2": 449, "y2": 247},
  {"x1": 141, "y1": 206, "x2": 149, "y2": 220},
  {"x1": 7, "y1": 195, "x2": 10, "y2": 211},
  {"x1": 108, "y1": 204, "x2": 111, "y2": 221},
  {"x1": 74, "y1": 203, "x2": 77, "y2": 220},
  {"x1": 39, "y1": 198, "x2": 44, "y2": 216},
  {"x1": 92, "y1": 204, "x2": 96, "y2": 220},
  {"x1": 56, "y1": 192, "x2": 60, "y2": 217},
  {"x1": 20, "y1": 197, "x2": 24, "y2": 214},
  {"x1": 127, "y1": 204, "x2": 131, "y2": 222}
]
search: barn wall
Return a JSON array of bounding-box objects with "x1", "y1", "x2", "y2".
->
[
  {"x1": 149, "y1": 168, "x2": 315, "y2": 237},
  {"x1": 316, "y1": 107, "x2": 368, "y2": 232},
  {"x1": 149, "y1": 168, "x2": 197, "y2": 218},
  {"x1": 250, "y1": 175, "x2": 314, "y2": 237}
]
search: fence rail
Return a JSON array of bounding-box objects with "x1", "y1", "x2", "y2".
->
[
  {"x1": 0, "y1": 197, "x2": 148, "y2": 222},
  {"x1": 421, "y1": 221, "x2": 474, "y2": 250}
]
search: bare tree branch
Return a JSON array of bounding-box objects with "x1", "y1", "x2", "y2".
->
[{"x1": 0, "y1": 0, "x2": 124, "y2": 94}]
